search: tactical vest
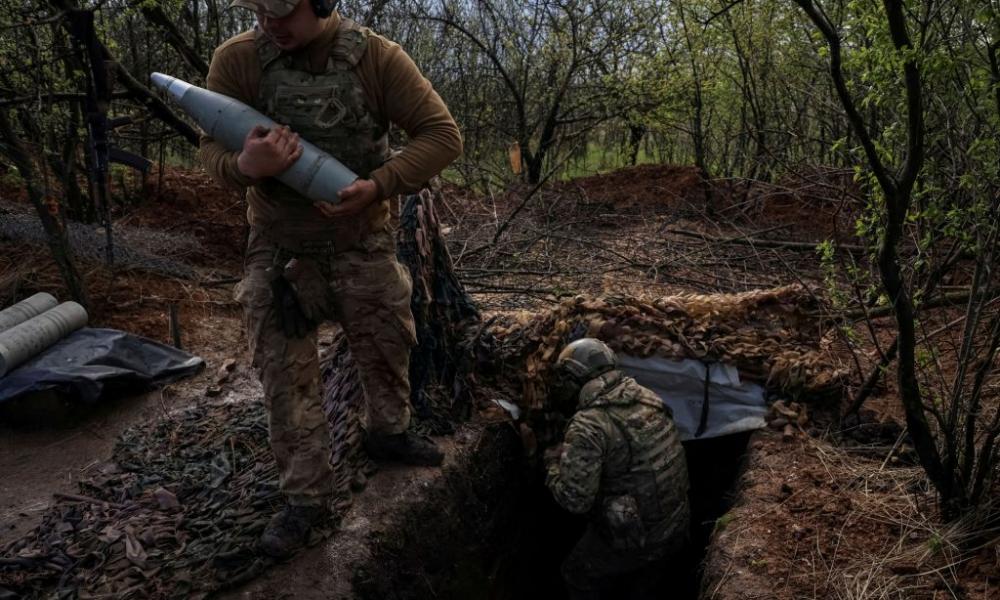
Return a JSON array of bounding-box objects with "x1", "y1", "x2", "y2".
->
[
  {"x1": 251, "y1": 18, "x2": 391, "y2": 247},
  {"x1": 579, "y1": 372, "x2": 689, "y2": 545}
]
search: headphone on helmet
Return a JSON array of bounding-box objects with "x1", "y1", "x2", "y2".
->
[{"x1": 310, "y1": 0, "x2": 338, "y2": 17}]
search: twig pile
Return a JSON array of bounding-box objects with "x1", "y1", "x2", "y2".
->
[{"x1": 488, "y1": 284, "x2": 848, "y2": 410}]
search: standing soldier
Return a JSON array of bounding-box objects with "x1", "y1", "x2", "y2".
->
[
  {"x1": 546, "y1": 338, "x2": 690, "y2": 600},
  {"x1": 197, "y1": 0, "x2": 462, "y2": 557}
]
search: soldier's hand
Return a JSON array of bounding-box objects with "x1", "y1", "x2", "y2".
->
[
  {"x1": 314, "y1": 178, "x2": 380, "y2": 218},
  {"x1": 237, "y1": 125, "x2": 302, "y2": 180},
  {"x1": 543, "y1": 443, "x2": 564, "y2": 468}
]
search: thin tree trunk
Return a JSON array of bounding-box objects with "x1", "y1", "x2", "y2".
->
[{"x1": 0, "y1": 109, "x2": 89, "y2": 309}]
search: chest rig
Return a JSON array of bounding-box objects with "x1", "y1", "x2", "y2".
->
[{"x1": 250, "y1": 19, "x2": 391, "y2": 247}]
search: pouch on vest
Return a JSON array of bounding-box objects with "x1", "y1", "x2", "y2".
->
[{"x1": 599, "y1": 494, "x2": 648, "y2": 551}]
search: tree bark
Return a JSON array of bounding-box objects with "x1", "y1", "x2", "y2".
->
[{"x1": 795, "y1": 0, "x2": 957, "y2": 514}]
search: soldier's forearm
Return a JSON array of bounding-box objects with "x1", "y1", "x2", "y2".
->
[
  {"x1": 548, "y1": 476, "x2": 596, "y2": 515},
  {"x1": 370, "y1": 126, "x2": 462, "y2": 197}
]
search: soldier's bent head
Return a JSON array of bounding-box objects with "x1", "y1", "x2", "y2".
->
[{"x1": 230, "y1": 0, "x2": 333, "y2": 51}]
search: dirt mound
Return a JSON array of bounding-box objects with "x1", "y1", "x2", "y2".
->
[
  {"x1": 0, "y1": 238, "x2": 238, "y2": 344},
  {"x1": 127, "y1": 168, "x2": 246, "y2": 270},
  {"x1": 558, "y1": 164, "x2": 703, "y2": 207},
  {"x1": 710, "y1": 166, "x2": 863, "y2": 244}
]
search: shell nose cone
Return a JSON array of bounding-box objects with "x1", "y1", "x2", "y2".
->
[
  {"x1": 149, "y1": 72, "x2": 173, "y2": 90},
  {"x1": 150, "y1": 72, "x2": 191, "y2": 102}
]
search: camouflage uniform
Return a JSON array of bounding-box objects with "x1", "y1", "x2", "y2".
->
[
  {"x1": 547, "y1": 370, "x2": 690, "y2": 600},
  {"x1": 233, "y1": 19, "x2": 417, "y2": 508}
]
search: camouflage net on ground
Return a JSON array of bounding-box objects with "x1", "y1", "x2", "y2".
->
[
  {"x1": 0, "y1": 341, "x2": 391, "y2": 600},
  {"x1": 488, "y1": 285, "x2": 847, "y2": 411},
  {"x1": 0, "y1": 398, "x2": 340, "y2": 600}
]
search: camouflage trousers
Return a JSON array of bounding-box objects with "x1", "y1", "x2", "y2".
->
[
  {"x1": 561, "y1": 524, "x2": 688, "y2": 600},
  {"x1": 235, "y1": 226, "x2": 417, "y2": 507}
]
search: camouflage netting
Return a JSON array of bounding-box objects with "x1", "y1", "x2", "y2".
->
[
  {"x1": 322, "y1": 186, "x2": 481, "y2": 508},
  {"x1": 0, "y1": 399, "x2": 326, "y2": 600},
  {"x1": 395, "y1": 187, "x2": 480, "y2": 427},
  {"x1": 322, "y1": 336, "x2": 375, "y2": 511},
  {"x1": 487, "y1": 285, "x2": 848, "y2": 411}
]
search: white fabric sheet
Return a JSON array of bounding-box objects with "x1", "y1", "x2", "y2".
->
[{"x1": 618, "y1": 355, "x2": 766, "y2": 441}]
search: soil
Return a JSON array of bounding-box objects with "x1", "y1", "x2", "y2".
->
[
  {"x1": 1, "y1": 163, "x2": 997, "y2": 598},
  {"x1": 555, "y1": 164, "x2": 705, "y2": 207},
  {"x1": 702, "y1": 429, "x2": 999, "y2": 600},
  {"x1": 126, "y1": 168, "x2": 248, "y2": 269}
]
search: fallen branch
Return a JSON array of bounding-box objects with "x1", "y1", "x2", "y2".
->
[
  {"x1": 840, "y1": 288, "x2": 1000, "y2": 321},
  {"x1": 465, "y1": 284, "x2": 557, "y2": 295},
  {"x1": 663, "y1": 228, "x2": 865, "y2": 253}
]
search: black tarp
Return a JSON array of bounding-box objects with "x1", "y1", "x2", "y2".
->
[{"x1": 0, "y1": 328, "x2": 204, "y2": 407}]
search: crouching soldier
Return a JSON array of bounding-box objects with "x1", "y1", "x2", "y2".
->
[{"x1": 545, "y1": 338, "x2": 690, "y2": 600}]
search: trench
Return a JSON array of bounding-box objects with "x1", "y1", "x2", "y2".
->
[
  {"x1": 493, "y1": 432, "x2": 753, "y2": 600},
  {"x1": 351, "y1": 425, "x2": 753, "y2": 600}
]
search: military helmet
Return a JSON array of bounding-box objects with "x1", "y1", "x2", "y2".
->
[
  {"x1": 556, "y1": 338, "x2": 618, "y2": 383},
  {"x1": 229, "y1": 0, "x2": 338, "y2": 18},
  {"x1": 229, "y1": 0, "x2": 299, "y2": 18}
]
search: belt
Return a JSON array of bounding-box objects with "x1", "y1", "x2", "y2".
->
[{"x1": 258, "y1": 226, "x2": 362, "y2": 256}]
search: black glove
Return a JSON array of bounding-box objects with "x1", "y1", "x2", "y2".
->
[
  {"x1": 268, "y1": 267, "x2": 316, "y2": 338},
  {"x1": 282, "y1": 257, "x2": 334, "y2": 323}
]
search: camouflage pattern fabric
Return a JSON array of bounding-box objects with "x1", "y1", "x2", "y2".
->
[
  {"x1": 252, "y1": 18, "x2": 393, "y2": 248},
  {"x1": 547, "y1": 370, "x2": 689, "y2": 595},
  {"x1": 235, "y1": 226, "x2": 416, "y2": 507}
]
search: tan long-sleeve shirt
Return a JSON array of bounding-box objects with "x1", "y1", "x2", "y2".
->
[{"x1": 197, "y1": 12, "x2": 462, "y2": 231}]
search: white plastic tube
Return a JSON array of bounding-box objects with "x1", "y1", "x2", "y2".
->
[
  {"x1": 0, "y1": 301, "x2": 89, "y2": 377},
  {"x1": 0, "y1": 292, "x2": 59, "y2": 334}
]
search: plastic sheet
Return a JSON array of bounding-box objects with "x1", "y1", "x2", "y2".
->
[
  {"x1": 618, "y1": 355, "x2": 766, "y2": 441},
  {"x1": 0, "y1": 328, "x2": 204, "y2": 406}
]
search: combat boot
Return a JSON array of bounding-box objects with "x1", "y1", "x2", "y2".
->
[
  {"x1": 365, "y1": 430, "x2": 444, "y2": 466},
  {"x1": 259, "y1": 504, "x2": 329, "y2": 558}
]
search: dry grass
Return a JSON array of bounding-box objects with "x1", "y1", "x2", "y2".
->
[{"x1": 809, "y1": 440, "x2": 999, "y2": 599}]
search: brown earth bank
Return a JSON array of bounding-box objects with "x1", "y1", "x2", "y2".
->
[
  {"x1": 702, "y1": 429, "x2": 999, "y2": 600},
  {"x1": 219, "y1": 421, "x2": 525, "y2": 600},
  {"x1": 0, "y1": 163, "x2": 996, "y2": 598}
]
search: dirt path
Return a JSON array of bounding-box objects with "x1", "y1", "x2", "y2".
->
[{"x1": 0, "y1": 390, "x2": 168, "y2": 542}]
